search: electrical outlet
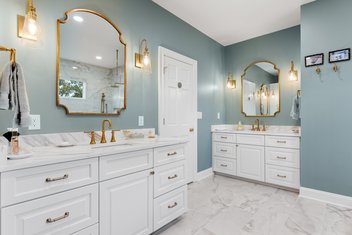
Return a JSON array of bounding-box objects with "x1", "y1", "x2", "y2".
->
[
  {"x1": 29, "y1": 115, "x2": 41, "y2": 130},
  {"x1": 138, "y1": 116, "x2": 144, "y2": 126},
  {"x1": 217, "y1": 112, "x2": 221, "y2": 120}
]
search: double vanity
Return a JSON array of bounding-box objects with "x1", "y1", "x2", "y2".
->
[
  {"x1": 0, "y1": 133, "x2": 188, "y2": 235},
  {"x1": 212, "y1": 125, "x2": 301, "y2": 190}
]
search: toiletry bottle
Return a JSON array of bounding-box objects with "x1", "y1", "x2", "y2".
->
[{"x1": 10, "y1": 128, "x2": 19, "y2": 155}]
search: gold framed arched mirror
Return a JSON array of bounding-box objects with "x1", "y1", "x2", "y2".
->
[
  {"x1": 241, "y1": 61, "x2": 280, "y2": 117},
  {"x1": 56, "y1": 9, "x2": 127, "y2": 115}
]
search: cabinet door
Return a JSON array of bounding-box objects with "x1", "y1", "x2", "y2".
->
[
  {"x1": 100, "y1": 170, "x2": 153, "y2": 235},
  {"x1": 237, "y1": 144, "x2": 265, "y2": 181}
]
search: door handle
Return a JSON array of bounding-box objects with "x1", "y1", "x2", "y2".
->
[{"x1": 189, "y1": 128, "x2": 194, "y2": 132}]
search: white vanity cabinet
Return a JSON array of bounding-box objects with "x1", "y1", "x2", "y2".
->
[
  {"x1": 0, "y1": 142, "x2": 188, "y2": 235},
  {"x1": 212, "y1": 130, "x2": 301, "y2": 190}
]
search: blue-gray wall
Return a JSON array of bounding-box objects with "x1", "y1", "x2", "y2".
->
[
  {"x1": 0, "y1": 0, "x2": 226, "y2": 172},
  {"x1": 224, "y1": 26, "x2": 301, "y2": 126},
  {"x1": 301, "y1": 0, "x2": 352, "y2": 196}
]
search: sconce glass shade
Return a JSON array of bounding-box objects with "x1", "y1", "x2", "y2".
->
[
  {"x1": 289, "y1": 61, "x2": 298, "y2": 81},
  {"x1": 135, "y1": 39, "x2": 152, "y2": 74},
  {"x1": 226, "y1": 73, "x2": 236, "y2": 89},
  {"x1": 17, "y1": 0, "x2": 40, "y2": 41}
]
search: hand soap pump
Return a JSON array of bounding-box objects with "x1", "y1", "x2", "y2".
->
[{"x1": 8, "y1": 128, "x2": 19, "y2": 155}]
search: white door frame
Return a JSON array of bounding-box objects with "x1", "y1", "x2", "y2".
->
[{"x1": 158, "y1": 46, "x2": 198, "y2": 183}]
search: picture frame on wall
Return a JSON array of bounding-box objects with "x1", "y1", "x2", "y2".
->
[
  {"x1": 329, "y1": 48, "x2": 351, "y2": 63},
  {"x1": 305, "y1": 53, "x2": 324, "y2": 67}
]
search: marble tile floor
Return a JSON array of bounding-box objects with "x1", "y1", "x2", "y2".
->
[{"x1": 155, "y1": 175, "x2": 352, "y2": 235}]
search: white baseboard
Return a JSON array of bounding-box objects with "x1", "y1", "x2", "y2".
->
[
  {"x1": 300, "y1": 187, "x2": 352, "y2": 209},
  {"x1": 196, "y1": 168, "x2": 213, "y2": 181}
]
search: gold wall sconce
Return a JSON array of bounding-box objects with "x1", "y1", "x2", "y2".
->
[
  {"x1": 315, "y1": 66, "x2": 321, "y2": 75},
  {"x1": 226, "y1": 73, "x2": 236, "y2": 89},
  {"x1": 289, "y1": 61, "x2": 298, "y2": 81},
  {"x1": 18, "y1": 0, "x2": 40, "y2": 41},
  {"x1": 135, "y1": 39, "x2": 151, "y2": 73}
]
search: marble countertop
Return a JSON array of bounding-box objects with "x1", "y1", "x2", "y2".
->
[
  {"x1": 211, "y1": 125, "x2": 301, "y2": 137},
  {"x1": 0, "y1": 137, "x2": 188, "y2": 173}
]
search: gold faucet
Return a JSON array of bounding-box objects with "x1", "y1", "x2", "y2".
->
[
  {"x1": 101, "y1": 119, "x2": 112, "y2": 143},
  {"x1": 255, "y1": 119, "x2": 260, "y2": 131}
]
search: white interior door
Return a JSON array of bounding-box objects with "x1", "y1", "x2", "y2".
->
[{"x1": 158, "y1": 47, "x2": 197, "y2": 183}]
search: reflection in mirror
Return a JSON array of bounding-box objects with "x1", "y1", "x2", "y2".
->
[
  {"x1": 241, "y1": 61, "x2": 280, "y2": 117},
  {"x1": 57, "y1": 9, "x2": 126, "y2": 115}
]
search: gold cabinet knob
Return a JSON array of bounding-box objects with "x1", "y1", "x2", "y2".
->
[{"x1": 189, "y1": 128, "x2": 194, "y2": 132}]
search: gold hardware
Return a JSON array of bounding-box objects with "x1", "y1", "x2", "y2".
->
[
  {"x1": 0, "y1": 46, "x2": 16, "y2": 64},
  {"x1": 277, "y1": 141, "x2": 287, "y2": 144},
  {"x1": 277, "y1": 156, "x2": 287, "y2": 160},
  {"x1": 111, "y1": 130, "x2": 116, "y2": 143},
  {"x1": 251, "y1": 123, "x2": 255, "y2": 131},
  {"x1": 135, "y1": 39, "x2": 151, "y2": 73},
  {"x1": 262, "y1": 123, "x2": 266, "y2": 132},
  {"x1": 289, "y1": 61, "x2": 298, "y2": 81},
  {"x1": 220, "y1": 136, "x2": 228, "y2": 139},
  {"x1": 89, "y1": 131, "x2": 96, "y2": 145},
  {"x1": 241, "y1": 60, "x2": 280, "y2": 117},
  {"x1": 315, "y1": 66, "x2": 321, "y2": 75},
  {"x1": 46, "y1": 212, "x2": 70, "y2": 223},
  {"x1": 168, "y1": 202, "x2": 178, "y2": 209},
  {"x1": 255, "y1": 119, "x2": 260, "y2": 131},
  {"x1": 189, "y1": 128, "x2": 194, "y2": 132},
  {"x1": 56, "y1": 9, "x2": 127, "y2": 116},
  {"x1": 220, "y1": 164, "x2": 228, "y2": 167},
  {"x1": 226, "y1": 73, "x2": 236, "y2": 89},
  {"x1": 332, "y1": 63, "x2": 338, "y2": 72},
  {"x1": 220, "y1": 149, "x2": 227, "y2": 152},
  {"x1": 277, "y1": 174, "x2": 287, "y2": 179},
  {"x1": 168, "y1": 174, "x2": 178, "y2": 180},
  {"x1": 150, "y1": 171, "x2": 155, "y2": 175},
  {"x1": 167, "y1": 152, "x2": 177, "y2": 156},
  {"x1": 45, "y1": 174, "x2": 69, "y2": 182},
  {"x1": 101, "y1": 119, "x2": 112, "y2": 143}
]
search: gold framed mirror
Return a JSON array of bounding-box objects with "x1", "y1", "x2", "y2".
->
[
  {"x1": 241, "y1": 61, "x2": 280, "y2": 117},
  {"x1": 56, "y1": 9, "x2": 127, "y2": 115}
]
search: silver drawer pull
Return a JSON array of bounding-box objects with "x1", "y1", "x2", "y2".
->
[
  {"x1": 220, "y1": 136, "x2": 228, "y2": 139},
  {"x1": 45, "y1": 174, "x2": 69, "y2": 183},
  {"x1": 276, "y1": 156, "x2": 287, "y2": 160},
  {"x1": 220, "y1": 149, "x2": 228, "y2": 152},
  {"x1": 220, "y1": 164, "x2": 228, "y2": 167},
  {"x1": 167, "y1": 152, "x2": 177, "y2": 156},
  {"x1": 277, "y1": 174, "x2": 287, "y2": 179},
  {"x1": 168, "y1": 174, "x2": 178, "y2": 180},
  {"x1": 277, "y1": 141, "x2": 287, "y2": 144},
  {"x1": 46, "y1": 212, "x2": 70, "y2": 223},
  {"x1": 168, "y1": 202, "x2": 178, "y2": 209}
]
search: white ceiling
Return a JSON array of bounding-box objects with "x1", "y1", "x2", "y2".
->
[{"x1": 152, "y1": 0, "x2": 315, "y2": 46}]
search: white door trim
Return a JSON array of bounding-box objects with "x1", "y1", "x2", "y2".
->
[{"x1": 158, "y1": 46, "x2": 198, "y2": 183}]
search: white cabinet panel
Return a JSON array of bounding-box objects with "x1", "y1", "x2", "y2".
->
[
  {"x1": 1, "y1": 184, "x2": 98, "y2": 235},
  {"x1": 154, "y1": 144, "x2": 185, "y2": 167},
  {"x1": 100, "y1": 169, "x2": 153, "y2": 235},
  {"x1": 212, "y1": 133, "x2": 236, "y2": 143},
  {"x1": 265, "y1": 165, "x2": 300, "y2": 189},
  {"x1": 237, "y1": 144, "x2": 265, "y2": 181},
  {"x1": 72, "y1": 224, "x2": 99, "y2": 235},
  {"x1": 2, "y1": 158, "x2": 98, "y2": 207},
  {"x1": 265, "y1": 147, "x2": 300, "y2": 168},
  {"x1": 237, "y1": 134, "x2": 264, "y2": 146},
  {"x1": 154, "y1": 185, "x2": 187, "y2": 231},
  {"x1": 154, "y1": 160, "x2": 186, "y2": 197},
  {"x1": 100, "y1": 149, "x2": 153, "y2": 181},
  {"x1": 212, "y1": 142, "x2": 236, "y2": 158},
  {"x1": 265, "y1": 136, "x2": 300, "y2": 149},
  {"x1": 213, "y1": 157, "x2": 236, "y2": 176}
]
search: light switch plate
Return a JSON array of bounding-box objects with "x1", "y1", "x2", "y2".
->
[
  {"x1": 197, "y1": 112, "x2": 203, "y2": 120},
  {"x1": 138, "y1": 116, "x2": 144, "y2": 126},
  {"x1": 29, "y1": 115, "x2": 41, "y2": 130}
]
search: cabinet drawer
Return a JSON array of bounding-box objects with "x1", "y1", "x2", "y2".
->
[
  {"x1": 154, "y1": 185, "x2": 187, "y2": 231},
  {"x1": 1, "y1": 158, "x2": 98, "y2": 207},
  {"x1": 212, "y1": 142, "x2": 236, "y2": 158},
  {"x1": 237, "y1": 134, "x2": 264, "y2": 146},
  {"x1": 72, "y1": 224, "x2": 99, "y2": 235},
  {"x1": 213, "y1": 157, "x2": 236, "y2": 176},
  {"x1": 265, "y1": 147, "x2": 300, "y2": 168},
  {"x1": 154, "y1": 160, "x2": 186, "y2": 197},
  {"x1": 212, "y1": 133, "x2": 236, "y2": 143},
  {"x1": 1, "y1": 184, "x2": 99, "y2": 235},
  {"x1": 100, "y1": 149, "x2": 153, "y2": 181},
  {"x1": 265, "y1": 165, "x2": 300, "y2": 189},
  {"x1": 265, "y1": 136, "x2": 300, "y2": 149},
  {"x1": 154, "y1": 144, "x2": 185, "y2": 167}
]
